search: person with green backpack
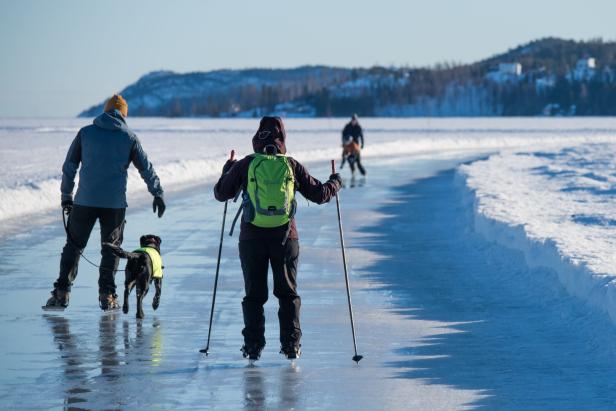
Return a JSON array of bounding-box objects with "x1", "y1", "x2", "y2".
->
[{"x1": 214, "y1": 116, "x2": 342, "y2": 361}]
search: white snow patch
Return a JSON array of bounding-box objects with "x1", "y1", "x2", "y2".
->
[
  {"x1": 459, "y1": 143, "x2": 616, "y2": 324},
  {"x1": 2, "y1": 117, "x2": 616, "y2": 228}
]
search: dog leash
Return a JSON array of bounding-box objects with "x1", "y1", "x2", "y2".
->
[{"x1": 62, "y1": 209, "x2": 125, "y2": 273}]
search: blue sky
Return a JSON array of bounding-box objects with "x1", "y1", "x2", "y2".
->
[{"x1": 0, "y1": 0, "x2": 614, "y2": 117}]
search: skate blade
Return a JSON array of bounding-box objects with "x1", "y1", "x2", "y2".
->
[
  {"x1": 41, "y1": 306, "x2": 66, "y2": 312},
  {"x1": 248, "y1": 359, "x2": 258, "y2": 366}
]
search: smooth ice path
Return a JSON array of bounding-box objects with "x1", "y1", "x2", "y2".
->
[
  {"x1": 0, "y1": 157, "x2": 482, "y2": 410},
  {"x1": 2, "y1": 155, "x2": 616, "y2": 409}
]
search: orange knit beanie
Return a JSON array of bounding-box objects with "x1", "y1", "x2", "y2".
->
[{"x1": 103, "y1": 94, "x2": 128, "y2": 117}]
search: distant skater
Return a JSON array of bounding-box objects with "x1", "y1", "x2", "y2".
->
[
  {"x1": 340, "y1": 114, "x2": 366, "y2": 176},
  {"x1": 214, "y1": 116, "x2": 342, "y2": 361},
  {"x1": 44, "y1": 94, "x2": 166, "y2": 311}
]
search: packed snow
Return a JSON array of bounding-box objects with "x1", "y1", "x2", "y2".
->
[{"x1": 460, "y1": 143, "x2": 616, "y2": 323}]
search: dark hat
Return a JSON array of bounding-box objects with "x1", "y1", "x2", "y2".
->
[{"x1": 252, "y1": 116, "x2": 287, "y2": 154}]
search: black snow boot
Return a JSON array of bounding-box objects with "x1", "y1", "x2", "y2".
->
[
  {"x1": 280, "y1": 343, "x2": 301, "y2": 359},
  {"x1": 99, "y1": 293, "x2": 120, "y2": 311},
  {"x1": 44, "y1": 289, "x2": 70, "y2": 309},
  {"x1": 241, "y1": 343, "x2": 264, "y2": 361}
]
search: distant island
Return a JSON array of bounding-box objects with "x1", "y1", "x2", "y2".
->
[{"x1": 80, "y1": 37, "x2": 616, "y2": 118}]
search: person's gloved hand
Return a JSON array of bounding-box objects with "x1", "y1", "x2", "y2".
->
[
  {"x1": 61, "y1": 199, "x2": 73, "y2": 215},
  {"x1": 222, "y1": 159, "x2": 237, "y2": 174},
  {"x1": 328, "y1": 173, "x2": 343, "y2": 190},
  {"x1": 361, "y1": 144, "x2": 364, "y2": 149},
  {"x1": 153, "y1": 196, "x2": 166, "y2": 218}
]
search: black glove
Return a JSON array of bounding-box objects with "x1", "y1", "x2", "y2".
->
[
  {"x1": 61, "y1": 199, "x2": 73, "y2": 215},
  {"x1": 328, "y1": 173, "x2": 343, "y2": 190},
  {"x1": 222, "y1": 159, "x2": 237, "y2": 174},
  {"x1": 153, "y1": 196, "x2": 166, "y2": 218}
]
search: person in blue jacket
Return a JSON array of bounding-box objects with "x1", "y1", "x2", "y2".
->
[{"x1": 44, "y1": 94, "x2": 166, "y2": 311}]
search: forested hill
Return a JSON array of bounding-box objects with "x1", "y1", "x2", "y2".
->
[{"x1": 79, "y1": 38, "x2": 616, "y2": 118}]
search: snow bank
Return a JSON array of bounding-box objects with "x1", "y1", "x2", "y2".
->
[
  {"x1": 458, "y1": 143, "x2": 616, "y2": 324},
  {"x1": 3, "y1": 117, "x2": 616, "y2": 226}
]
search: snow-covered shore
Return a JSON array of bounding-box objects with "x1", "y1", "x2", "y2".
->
[
  {"x1": 3, "y1": 117, "x2": 616, "y2": 226},
  {"x1": 459, "y1": 143, "x2": 616, "y2": 324}
]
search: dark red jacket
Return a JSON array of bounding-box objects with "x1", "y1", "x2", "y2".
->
[{"x1": 214, "y1": 156, "x2": 338, "y2": 240}]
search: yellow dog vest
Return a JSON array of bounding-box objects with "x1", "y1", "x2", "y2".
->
[{"x1": 134, "y1": 247, "x2": 163, "y2": 279}]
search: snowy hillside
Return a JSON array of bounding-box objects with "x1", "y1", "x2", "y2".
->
[
  {"x1": 79, "y1": 38, "x2": 616, "y2": 118},
  {"x1": 79, "y1": 66, "x2": 353, "y2": 118}
]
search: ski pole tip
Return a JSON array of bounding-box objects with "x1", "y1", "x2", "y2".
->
[{"x1": 352, "y1": 354, "x2": 363, "y2": 363}]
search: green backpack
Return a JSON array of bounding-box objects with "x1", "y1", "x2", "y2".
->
[{"x1": 242, "y1": 153, "x2": 296, "y2": 228}]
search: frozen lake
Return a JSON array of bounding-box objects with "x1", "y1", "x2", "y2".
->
[{"x1": 2, "y1": 118, "x2": 616, "y2": 409}]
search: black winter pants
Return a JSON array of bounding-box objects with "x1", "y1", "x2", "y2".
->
[
  {"x1": 351, "y1": 152, "x2": 366, "y2": 176},
  {"x1": 341, "y1": 151, "x2": 366, "y2": 176},
  {"x1": 239, "y1": 239, "x2": 300, "y2": 348},
  {"x1": 54, "y1": 205, "x2": 125, "y2": 294}
]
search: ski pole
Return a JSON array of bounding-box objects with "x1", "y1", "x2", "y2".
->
[
  {"x1": 331, "y1": 159, "x2": 363, "y2": 363},
  {"x1": 200, "y1": 150, "x2": 235, "y2": 355}
]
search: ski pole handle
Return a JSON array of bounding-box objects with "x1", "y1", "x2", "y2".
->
[{"x1": 331, "y1": 159, "x2": 336, "y2": 174}]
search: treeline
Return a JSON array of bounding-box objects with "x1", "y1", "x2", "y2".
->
[{"x1": 79, "y1": 38, "x2": 616, "y2": 118}]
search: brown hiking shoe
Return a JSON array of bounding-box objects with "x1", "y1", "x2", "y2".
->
[
  {"x1": 44, "y1": 289, "x2": 70, "y2": 309},
  {"x1": 99, "y1": 293, "x2": 120, "y2": 311}
]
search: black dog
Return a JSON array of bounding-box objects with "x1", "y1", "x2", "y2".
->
[{"x1": 104, "y1": 235, "x2": 164, "y2": 319}]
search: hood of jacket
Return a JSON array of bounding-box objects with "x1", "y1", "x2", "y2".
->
[
  {"x1": 93, "y1": 110, "x2": 129, "y2": 132},
  {"x1": 252, "y1": 116, "x2": 287, "y2": 154}
]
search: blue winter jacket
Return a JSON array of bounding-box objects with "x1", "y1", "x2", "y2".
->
[{"x1": 61, "y1": 110, "x2": 164, "y2": 208}]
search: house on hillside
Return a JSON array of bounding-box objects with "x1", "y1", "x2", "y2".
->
[
  {"x1": 486, "y1": 63, "x2": 523, "y2": 84},
  {"x1": 568, "y1": 58, "x2": 597, "y2": 82}
]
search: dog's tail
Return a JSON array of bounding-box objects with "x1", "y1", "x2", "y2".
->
[{"x1": 102, "y1": 242, "x2": 142, "y2": 259}]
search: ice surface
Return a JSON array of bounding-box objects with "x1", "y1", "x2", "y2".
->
[
  {"x1": 4, "y1": 118, "x2": 616, "y2": 408},
  {"x1": 0, "y1": 156, "x2": 487, "y2": 410},
  {"x1": 3, "y1": 154, "x2": 616, "y2": 409}
]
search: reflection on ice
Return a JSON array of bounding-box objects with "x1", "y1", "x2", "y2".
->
[
  {"x1": 45, "y1": 315, "x2": 91, "y2": 408},
  {"x1": 44, "y1": 314, "x2": 168, "y2": 409},
  {"x1": 243, "y1": 367, "x2": 265, "y2": 409},
  {"x1": 241, "y1": 360, "x2": 301, "y2": 410},
  {"x1": 99, "y1": 313, "x2": 119, "y2": 381}
]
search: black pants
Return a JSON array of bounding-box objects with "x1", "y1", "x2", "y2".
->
[
  {"x1": 341, "y1": 151, "x2": 366, "y2": 176},
  {"x1": 239, "y1": 239, "x2": 300, "y2": 348},
  {"x1": 54, "y1": 205, "x2": 125, "y2": 294}
]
